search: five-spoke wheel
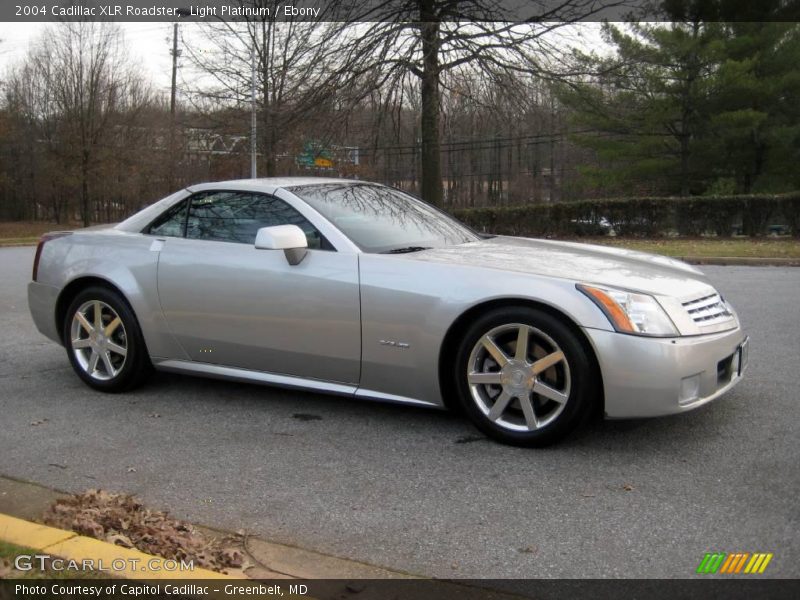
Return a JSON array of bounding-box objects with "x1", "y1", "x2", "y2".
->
[{"x1": 455, "y1": 307, "x2": 597, "y2": 446}]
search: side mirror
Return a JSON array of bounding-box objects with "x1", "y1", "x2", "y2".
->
[{"x1": 255, "y1": 225, "x2": 308, "y2": 265}]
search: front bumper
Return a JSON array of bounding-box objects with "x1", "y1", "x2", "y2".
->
[
  {"x1": 583, "y1": 326, "x2": 748, "y2": 418},
  {"x1": 28, "y1": 281, "x2": 62, "y2": 345}
]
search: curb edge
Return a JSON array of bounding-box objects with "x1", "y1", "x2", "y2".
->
[{"x1": 0, "y1": 513, "x2": 235, "y2": 580}]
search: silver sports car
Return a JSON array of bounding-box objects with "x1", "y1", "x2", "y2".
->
[{"x1": 28, "y1": 178, "x2": 749, "y2": 446}]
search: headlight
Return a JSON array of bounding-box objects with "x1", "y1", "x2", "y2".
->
[{"x1": 577, "y1": 284, "x2": 678, "y2": 336}]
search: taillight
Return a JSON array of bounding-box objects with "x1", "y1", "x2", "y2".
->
[{"x1": 32, "y1": 232, "x2": 71, "y2": 282}]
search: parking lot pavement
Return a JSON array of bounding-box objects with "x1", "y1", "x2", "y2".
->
[{"x1": 0, "y1": 246, "x2": 797, "y2": 579}]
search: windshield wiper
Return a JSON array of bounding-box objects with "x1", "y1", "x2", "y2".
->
[{"x1": 382, "y1": 246, "x2": 432, "y2": 254}]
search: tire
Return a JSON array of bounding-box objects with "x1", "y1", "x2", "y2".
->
[
  {"x1": 453, "y1": 306, "x2": 598, "y2": 447},
  {"x1": 63, "y1": 286, "x2": 151, "y2": 393}
]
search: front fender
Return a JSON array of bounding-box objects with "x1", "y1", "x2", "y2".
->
[{"x1": 358, "y1": 255, "x2": 613, "y2": 406}]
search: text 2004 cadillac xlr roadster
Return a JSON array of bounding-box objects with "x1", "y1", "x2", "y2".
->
[{"x1": 28, "y1": 178, "x2": 748, "y2": 446}]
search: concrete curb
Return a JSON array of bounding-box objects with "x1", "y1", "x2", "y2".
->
[{"x1": 0, "y1": 512, "x2": 234, "y2": 579}]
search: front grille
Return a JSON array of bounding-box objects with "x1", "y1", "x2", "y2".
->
[{"x1": 682, "y1": 292, "x2": 734, "y2": 327}]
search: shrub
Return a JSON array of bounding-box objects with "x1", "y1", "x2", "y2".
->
[
  {"x1": 450, "y1": 192, "x2": 800, "y2": 238},
  {"x1": 783, "y1": 195, "x2": 800, "y2": 238}
]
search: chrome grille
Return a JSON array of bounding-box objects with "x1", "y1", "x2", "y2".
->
[{"x1": 682, "y1": 292, "x2": 734, "y2": 327}]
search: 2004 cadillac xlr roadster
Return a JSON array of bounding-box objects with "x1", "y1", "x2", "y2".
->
[{"x1": 28, "y1": 178, "x2": 749, "y2": 446}]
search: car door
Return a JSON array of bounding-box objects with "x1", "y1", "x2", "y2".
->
[{"x1": 151, "y1": 190, "x2": 361, "y2": 384}]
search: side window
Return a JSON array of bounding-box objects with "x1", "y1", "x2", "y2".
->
[
  {"x1": 185, "y1": 191, "x2": 332, "y2": 250},
  {"x1": 147, "y1": 199, "x2": 188, "y2": 237}
]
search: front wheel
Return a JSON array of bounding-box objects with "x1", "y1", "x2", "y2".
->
[
  {"x1": 63, "y1": 286, "x2": 151, "y2": 392},
  {"x1": 453, "y1": 307, "x2": 598, "y2": 447}
]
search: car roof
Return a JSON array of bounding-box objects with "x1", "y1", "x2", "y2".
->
[
  {"x1": 186, "y1": 177, "x2": 366, "y2": 194},
  {"x1": 115, "y1": 177, "x2": 376, "y2": 234}
]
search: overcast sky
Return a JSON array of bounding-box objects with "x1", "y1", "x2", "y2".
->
[
  {"x1": 0, "y1": 22, "x2": 179, "y2": 94},
  {"x1": 0, "y1": 21, "x2": 608, "y2": 105}
]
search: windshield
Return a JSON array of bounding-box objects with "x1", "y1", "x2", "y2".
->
[{"x1": 286, "y1": 183, "x2": 480, "y2": 253}]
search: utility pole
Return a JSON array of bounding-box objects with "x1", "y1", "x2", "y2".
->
[
  {"x1": 169, "y1": 22, "x2": 181, "y2": 188},
  {"x1": 170, "y1": 23, "x2": 179, "y2": 117},
  {"x1": 250, "y1": 46, "x2": 257, "y2": 179}
]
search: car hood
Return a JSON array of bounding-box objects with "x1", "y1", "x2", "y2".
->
[{"x1": 410, "y1": 236, "x2": 714, "y2": 298}]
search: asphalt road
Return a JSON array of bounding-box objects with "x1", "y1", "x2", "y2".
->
[{"x1": 1, "y1": 246, "x2": 798, "y2": 579}]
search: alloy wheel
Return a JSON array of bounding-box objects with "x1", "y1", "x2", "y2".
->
[
  {"x1": 466, "y1": 323, "x2": 571, "y2": 432},
  {"x1": 69, "y1": 300, "x2": 128, "y2": 381}
]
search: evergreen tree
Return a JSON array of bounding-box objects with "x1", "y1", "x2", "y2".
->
[
  {"x1": 560, "y1": 16, "x2": 723, "y2": 196},
  {"x1": 560, "y1": 1, "x2": 800, "y2": 196},
  {"x1": 707, "y1": 20, "x2": 800, "y2": 193}
]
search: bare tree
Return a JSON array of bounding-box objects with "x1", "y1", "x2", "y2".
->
[
  {"x1": 181, "y1": 2, "x2": 352, "y2": 176},
  {"x1": 35, "y1": 22, "x2": 148, "y2": 225},
  {"x1": 3, "y1": 23, "x2": 156, "y2": 225},
  {"x1": 4, "y1": 54, "x2": 65, "y2": 221},
  {"x1": 334, "y1": 0, "x2": 630, "y2": 206}
]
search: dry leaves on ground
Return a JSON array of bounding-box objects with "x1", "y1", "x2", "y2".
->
[{"x1": 43, "y1": 489, "x2": 247, "y2": 574}]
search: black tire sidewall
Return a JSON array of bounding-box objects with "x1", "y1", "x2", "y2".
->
[
  {"x1": 63, "y1": 286, "x2": 149, "y2": 393},
  {"x1": 453, "y1": 306, "x2": 596, "y2": 447}
]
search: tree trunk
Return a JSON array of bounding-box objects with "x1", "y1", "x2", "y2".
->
[
  {"x1": 266, "y1": 122, "x2": 277, "y2": 176},
  {"x1": 260, "y1": 24, "x2": 276, "y2": 178},
  {"x1": 261, "y1": 90, "x2": 273, "y2": 177},
  {"x1": 81, "y1": 149, "x2": 90, "y2": 227},
  {"x1": 679, "y1": 20, "x2": 701, "y2": 198},
  {"x1": 679, "y1": 130, "x2": 690, "y2": 197},
  {"x1": 419, "y1": 3, "x2": 442, "y2": 206}
]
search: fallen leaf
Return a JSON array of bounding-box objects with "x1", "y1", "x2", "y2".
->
[
  {"x1": 220, "y1": 547, "x2": 244, "y2": 568},
  {"x1": 623, "y1": 483, "x2": 635, "y2": 491},
  {"x1": 43, "y1": 489, "x2": 246, "y2": 575},
  {"x1": 106, "y1": 533, "x2": 134, "y2": 548},
  {"x1": 73, "y1": 516, "x2": 104, "y2": 538}
]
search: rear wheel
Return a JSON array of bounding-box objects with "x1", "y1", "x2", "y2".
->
[
  {"x1": 63, "y1": 286, "x2": 151, "y2": 392},
  {"x1": 453, "y1": 307, "x2": 597, "y2": 447}
]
